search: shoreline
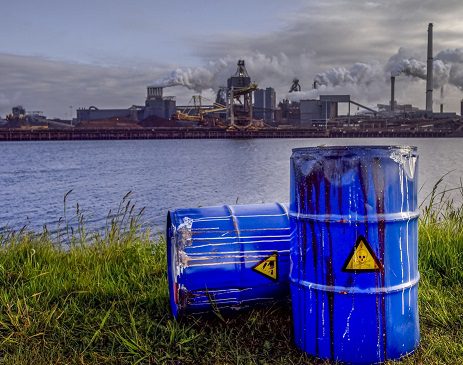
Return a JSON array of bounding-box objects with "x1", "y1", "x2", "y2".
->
[{"x1": 1, "y1": 127, "x2": 462, "y2": 141}]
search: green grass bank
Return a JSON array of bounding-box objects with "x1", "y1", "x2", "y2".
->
[{"x1": 0, "y1": 193, "x2": 462, "y2": 365}]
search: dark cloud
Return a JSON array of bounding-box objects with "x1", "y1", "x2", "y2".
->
[
  {"x1": 0, "y1": 53, "x2": 191, "y2": 118},
  {"x1": 186, "y1": 0, "x2": 463, "y2": 110},
  {"x1": 195, "y1": 0, "x2": 463, "y2": 65},
  {"x1": 1, "y1": 0, "x2": 463, "y2": 117}
]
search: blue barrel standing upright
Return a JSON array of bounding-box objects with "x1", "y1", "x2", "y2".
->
[
  {"x1": 167, "y1": 203, "x2": 291, "y2": 318},
  {"x1": 290, "y1": 146, "x2": 419, "y2": 364}
]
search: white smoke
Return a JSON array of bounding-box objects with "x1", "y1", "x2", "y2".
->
[
  {"x1": 436, "y1": 48, "x2": 463, "y2": 64},
  {"x1": 388, "y1": 58, "x2": 426, "y2": 79},
  {"x1": 286, "y1": 89, "x2": 320, "y2": 102},
  {"x1": 152, "y1": 52, "x2": 315, "y2": 93},
  {"x1": 388, "y1": 58, "x2": 450, "y2": 88},
  {"x1": 294, "y1": 62, "x2": 386, "y2": 105},
  {"x1": 386, "y1": 48, "x2": 422, "y2": 77},
  {"x1": 385, "y1": 47, "x2": 463, "y2": 89},
  {"x1": 151, "y1": 62, "x2": 227, "y2": 92},
  {"x1": 308, "y1": 47, "x2": 463, "y2": 93},
  {"x1": 153, "y1": 47, "x2": 463, "y2": 109},
  {"x1": 154, "y1": 55, "x2": 385, "y2": 103},
  {"x1": 433, "y1": 60, "x2": 452, "y2": 87},
  {"x1": 314, "y1": 62, "x2": 383, "y2": 87},
  {"x1": 449, "y1": 64, "x2": 463, "y2": 91},
  {"x1": 239, "y1": 52, "x2": 314, "y2": 85},
  {"x1": 436, "y1": 48, "x2": 463, "y2": 90}
]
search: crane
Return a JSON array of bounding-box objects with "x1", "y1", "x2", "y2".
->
[{"x1": 173, "y1": 95, "x2": 226, "y2": 125}]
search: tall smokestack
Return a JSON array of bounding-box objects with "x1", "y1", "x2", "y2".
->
[
  {"x1": 426, "y1": 23, "x2": 433, "y2": 114},
  {"x1": 390, "y1": 76, "x2": 395, "y2": 112}
]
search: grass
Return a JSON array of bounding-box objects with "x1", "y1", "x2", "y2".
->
[{"x1": 0, "y1": 189, "x2": 462, "y2": 365}]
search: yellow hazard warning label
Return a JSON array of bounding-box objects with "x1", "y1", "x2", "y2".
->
[
  {"x1": 252, "y1": 253, "x2": 278, "y2": 280},
  {"x1": 343, "y1": 236, "x2": 382, "y2": 272}
]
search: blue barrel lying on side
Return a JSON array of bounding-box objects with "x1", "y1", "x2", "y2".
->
[
  {"x1": 290, "y1": 146, "x2": 419, "y2": 364},
  {"x1": 167, "y1": 203, "x2": 291, "y2": 318}
]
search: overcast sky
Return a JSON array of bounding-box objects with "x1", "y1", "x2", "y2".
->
[{"x1": 1, "y1": 0, "x2": 463, "y2": 118}]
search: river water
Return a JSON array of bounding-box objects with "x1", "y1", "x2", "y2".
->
[{"x1": 1, "y1": 138, "x2": 462, "y2": 234}]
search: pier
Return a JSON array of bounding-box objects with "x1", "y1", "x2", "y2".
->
[{"x1": 0, "y1": 127, "x2": 458, "y2": 141}]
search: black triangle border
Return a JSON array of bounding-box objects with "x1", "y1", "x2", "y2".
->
[
  {"x1": 342, "y1": 235, "x2": 383, "y2": 273},
  {"x1": 252, "y1": 251, "x2": 279, "y2": 281}
]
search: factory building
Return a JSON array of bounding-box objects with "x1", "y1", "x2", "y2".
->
[
  {"x1": 277, "y1": 99, "x2": 300, "y2": 125},
  {"x1": 76, "y1": 106, "x2": 144, "y2": 122},
  {"x1": 70, "y1": 24, "x2": 459, "y2": 130},
  {"x1": 292, "y1": 94, "x2": 380, "y2": 125},
  {"x1": 144, "y1": 86, "x2": 176, "y2": 120},
  {"x1": 254, "y1": 87, "x2": 276, "y2": 124},
  {"x1": 300, "y1": 100, "x2": 322, "y2": 124},
  {"x1": 299, "y1": 96, "x2": 351, "y2": 125},
  {"x1": 377, "y1": 103, "x2": 418, "y2": 113},
  {"x1": 76, "y1": 86, "x2": 176, "y2": 122},
  {"x1": 300, "y1": 98, "x2": 338, "y2": 125}
]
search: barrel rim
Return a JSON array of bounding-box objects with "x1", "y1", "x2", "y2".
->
[
  {"x1": 291, "y1": 145, "x2": 417, "y2": 154},
  {"x1": 166, "y1": 210, "x2": 180, "y2": 319}
]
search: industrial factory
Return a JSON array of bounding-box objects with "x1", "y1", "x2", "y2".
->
[{"x1": 2, "y1": 23, "x2": 463, "y2": 140}]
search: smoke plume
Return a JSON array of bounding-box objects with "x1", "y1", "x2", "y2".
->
[
  {"x1": 153, "y1": 47, "x2": 463, "y2": 109},
  {"x1": 436, "y1": 48, "x2": 463, "y2": 64},
  {"x1": 152, "y1": 53, "x2": 315, "y2": 93},
  {"x1": 436, "y1": 48, "x2": 463, "y2": 90},
  {"x1": 286, "y1": 89, "x2": 320, "y2": 102},
  {"x1": 310, "y1": 47, "x2": 463, "y2": 93},
  {"x1": 152, "y1": 64, "x2": 226, "y2": 92},
  {"x1": 314, "y1": 62, "x2": 383, "y2": 87},
  {"x1": 385, "y1": 47, "x2": 463, "y2": 90}
]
